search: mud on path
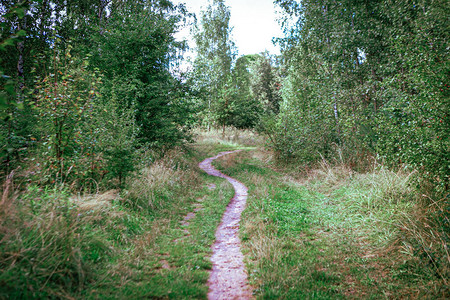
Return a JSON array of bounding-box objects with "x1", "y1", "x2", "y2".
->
[{"x1": 199, "y1": 150, "x2": 254, "y2": 300}]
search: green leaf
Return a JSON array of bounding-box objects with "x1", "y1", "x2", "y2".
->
[
  {"x1": 16, "y1": 30, "x2": 27, "y2": 37},
  {"x1": 14, "y1": 7, "x2": 26, "y2": 19},
  {"x1": 0, "y1": 39, "x2": 16, "y2": 50},
  {"x1": 0, "y1": 93, "x2": 9, "y2": 109}
]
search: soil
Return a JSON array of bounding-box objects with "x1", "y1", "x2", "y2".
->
[{"x1": 199, "y1": 150, "x2": 254, "y2": 300}]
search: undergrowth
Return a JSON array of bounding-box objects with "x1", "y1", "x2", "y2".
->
[
  {"x1": 0, "y1": 186, "x2": 113, "y2": 298},
  {"x1": 0, "y1": 137, "x2": 239, "y2": 299},
  {"x1": 1, "y1": 129, "x2": 447, "y2": 298}
]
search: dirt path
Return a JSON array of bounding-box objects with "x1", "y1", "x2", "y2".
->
[{"x1": 199, "y1": 150, "x2": 254, "y2": 300}]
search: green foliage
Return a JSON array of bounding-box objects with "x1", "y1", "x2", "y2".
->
[
  {"x1": 105, "y1": 147, "x2": 135, "y2": 187},
  {"x1": 274, "y1": 0, "x2": 449, "y2": 189},
  {"x1": 227, "y1": 55, "x2": 263, "y2": 129},
  {"x1": 0, "y1": 0, "x2": 196, "y2": 185},
  {"x1": 101, "y1": 103, "x2": 138, "y2": 187},
  {"x1": 249, "y1": 53, "x2": 282, "y2": 114},
  {"x1": 0, "y1": 1, "x2": 30, "y2": 173},
  {"x1": 274, "y1": 66, "x2": 339, "y2": 162},
  {"x1": 193, "y1": 0, "x2": 235, "y2": 83},
  {"x1": 32, "y1": 47, "x2": 102, "y2": 184},
  {"x1": 84, "y1": 95, "x2": 139, "y2": 188},
  {"x1": 191, "y1": 3, "x2": 283, "y2": 132},
  {"x1": 191, "y1": 0, "x2": 237, "y2": 129},
  {"x1": 373, "y1": 0, "x2": 450, "y2": 190},
  {"x1": 90, "y1": 1, "x2": 193, "y2": 150},
  {"x1": 193, "y1": 51, "x2": 282, "y2": 132}
]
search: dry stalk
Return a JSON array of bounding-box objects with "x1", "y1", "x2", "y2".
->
[{"x1": 1, "y1": 170, "x2": 15, "y2": 206}]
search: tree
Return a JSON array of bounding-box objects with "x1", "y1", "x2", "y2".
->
[
  {"x1": 90, "y1": 1, "x2": 193, "y2": 150},
  {"x1": 191, "y1": 0, "x2": 236, "y2": 129},
  {"x1": 0, "y1": 0, "x2": 196, "y2": 185},
  {"x1": 228, "y1": 54, "x2": 263, "y2": 129},
  {"x1": 32, "y1": 47, "x2": 102, "y2": 184},
  {"x1": 250, "y1": 53, "x2": 282, "y2": 114},
  {"x1": 274, "y1": 0, "x2": 449, "y2": 187}
]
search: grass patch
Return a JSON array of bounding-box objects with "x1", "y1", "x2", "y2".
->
[
  {"x1": 214, "y1": 149, "x2": 449, "y2": 299},
  {"x1": 0, "y1": 136, "x2": 242, "y2": 298},
  {"x1": 2, "y1": 131, "x2": 446, "y2": 298}
]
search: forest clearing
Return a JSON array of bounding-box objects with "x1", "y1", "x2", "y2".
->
[{"x1": 0, "y1": 0, "x2": 448, "y2": 299}]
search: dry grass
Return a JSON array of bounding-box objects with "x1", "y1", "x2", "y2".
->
[
  {"x1": 73, "y1": 189, "x2": 118, "y2": 211},
  {"x1": 194, "y1": 127, "x2": 264, "y2": 147},
  {"x1": 125, "y1": 148, "x2": 201, "y2": 211}
]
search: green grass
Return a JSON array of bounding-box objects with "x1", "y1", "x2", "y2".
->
[
  {"x1": 0, "y1": 135, "x2": 242, "y2": 299},
  {"x1": 214, "y1": 150, "x2": 448, "y2": 299},
  {"x1": 84, "y1": 176, "x2": 234, "y2": 299},
  {"x1": 1, "y1": 130, "x2": 447, "y2": 298}
]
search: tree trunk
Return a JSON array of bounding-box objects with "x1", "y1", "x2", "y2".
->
[
  {"x1": 323, "y1": 4, "x2": 341, "y2": 144},
  {"x1": 333, "y1": 91, "x2": 341, "y2": 143},
  {"x1": 16, "y1": 17, "x2": 26, "y2": 103}
]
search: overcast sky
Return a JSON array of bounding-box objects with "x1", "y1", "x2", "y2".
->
[{"x1": 172, "y1": 0, "x2": 283, "y2": 56}]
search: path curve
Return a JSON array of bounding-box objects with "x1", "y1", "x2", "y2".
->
[{"x1": 199, "y1": 150, "x2": 253, "y2": 300}]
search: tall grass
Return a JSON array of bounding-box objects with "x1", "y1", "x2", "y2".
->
[
  {"x1": 395, "y1": 193, "x2": 449, "y2": 291},
  {"x1": 310, "y1": 158, "x2": 448, "y2": 295},
  {"x1": 125, "y1": 148, "x2": 201, "y2": 211},
  {"x1": 218, "y1": 149, "x2": 449, "y2": 298},
  {"x1": 0, "y1": 186, "x2": 113, "y2": 298},
  {"x1": 0, "y1": 147, "x2": 207, "y2": 298},
  {"x1": 311, "y1": 159, "x2": 449, "y2": 291}
]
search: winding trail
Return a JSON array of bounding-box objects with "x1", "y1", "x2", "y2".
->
[{"x1": 199, "y1": 150, "x2": 254, "y2": 300}]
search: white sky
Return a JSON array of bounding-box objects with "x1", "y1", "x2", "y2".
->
[{"x1": 173, "y1": 0, "x2": 283, "y2": 56}]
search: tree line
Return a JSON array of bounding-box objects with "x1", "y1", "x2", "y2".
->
[
  {"x1": 1, "y1": 0, "x2": 448, "y2": 192},
  {"x1": 0, "y1": 0, "x2": 283, "y2": 188},
  {"x1": 272, "y1": 0, "x2": 448, "y2": 191},
  {"x1": 1, "y1": 0, "x2": 198, "y2": 188}
]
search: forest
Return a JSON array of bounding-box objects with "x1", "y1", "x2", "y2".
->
[{"x1": 0, "y1": 0, "x2": 448, "y2": 298}]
